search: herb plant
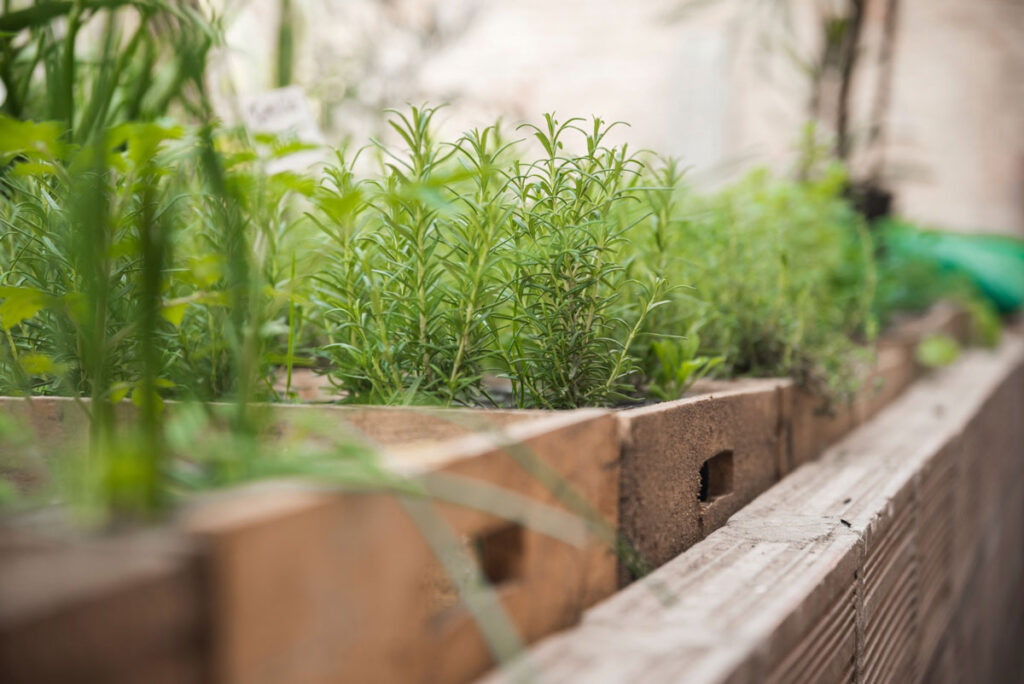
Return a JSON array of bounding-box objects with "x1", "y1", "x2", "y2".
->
[
  {"x1": 312, "y1": 108, "x2": 665, "y2": 408},
  {"x1": 636, "y1": 163, "x2": 878, "y2": 398}
]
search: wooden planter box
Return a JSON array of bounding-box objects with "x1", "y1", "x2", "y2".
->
[
  {"x1": 618, "y1": 302, "x2": 970, "y2": 578},
  {"x1": 617, "y1": 378, "x2": 791, "y2": 580},
  {"x1": 787, "y1": 302, "x2": 972, "y2": 473},
  {"x1": 0, "y1": 303, "x2": 971, "y2": 683},
  {"x1": 1, "y1": 405, "x2": 618, "y2": 684},
  {"x1": 0, "y1": 526, "x2": 206, "y2": 684},
  {"x1": 481, "y1": 331, "x2": 1024, "y2": 684}
]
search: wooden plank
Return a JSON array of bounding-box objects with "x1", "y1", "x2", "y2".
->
[{"x1": 617, "y1": 379, "x2": 791, "y2": 581}]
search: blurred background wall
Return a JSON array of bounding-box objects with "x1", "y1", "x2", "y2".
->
[
  {"x1": 885, "y1": 0, "x2": 1023, "y2": 237},
  {"x1": 215, "y1": 0, "x2": 1024, "y2": 236}
]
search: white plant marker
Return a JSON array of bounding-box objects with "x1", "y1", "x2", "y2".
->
[{"x1": 240, "y1": 86, "x2": 327, "y2": 175}]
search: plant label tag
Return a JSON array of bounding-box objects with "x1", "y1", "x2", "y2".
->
[{"x1": 240, "y1": 86, "x2": 326, "y2": 174}]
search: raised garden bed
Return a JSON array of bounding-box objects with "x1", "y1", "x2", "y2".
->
[
  {"x1": 1, "y1": 11, "x2": 1016, "y2": 682},
  {"x1": 1, "y1": 407, "x2": 618, "y2": 684},
  {"x1": 479, "y1": 331, "x2": 1024, "y2": 684},
  {"x1": 788, "y1": 301, "x2": 969, "y2": 472},
  {"x1": 0, "y1": 304, "x2": 980, "y2": 683}
]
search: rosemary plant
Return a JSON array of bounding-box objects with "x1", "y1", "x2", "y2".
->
[{"x1": 313, "y1": 109, "x2": 666, "y2": 408}]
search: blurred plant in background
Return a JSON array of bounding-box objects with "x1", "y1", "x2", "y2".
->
[
  {"x1": 627, "y1": 151, "x2": 877, "y2": 399},
  {"x1": 0, "y1": 0, "x2": 323, "y2": 519},
  {"x1": 217, "y1": 0, "x2": 480, "y2": 141},
  {"x1": 0, "y1": 0, "x2": 219, "y2": 140}
]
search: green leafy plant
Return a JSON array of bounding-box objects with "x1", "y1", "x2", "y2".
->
[
  {"x1": 0, "y1": 84, "x2": 999, "y2": 523},
  {"x1": 312, "y1": 108, "x2": 666, "y2": 408},
  {"x1": 915, "y1": 334, "x2": 960, "y2": 368},
  {"x1": 646, "y1": 329, "x2": 724, "y2": 402},
  {"x1": 499, "y1": 114, "x2": 664, "y2": 407},
  {"x1": 0, "y1": 0, "x2": 219, "y2": 143},
  {"x1": 629, "y1": 160, "x2": 877, "y2": 398}
]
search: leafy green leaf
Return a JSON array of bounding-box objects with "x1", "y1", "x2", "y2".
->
[
  {"x1": 131, "y1": 385, "x2": 165, "y2": 414},
  {"x1": 108, "y1": 122, "x2": 183, "y2": 168},
  {"x1": 110, "y1": 382, "x2": 132, "y2": 404},
  {"x1": 19, "y1": 353, "x2": 61, "y2": 375},
  {"x1": 0, "y1": 286, "x2": 50, "y2": 329},
  {"x1": 916, "y1": 334, "x2": 961, "y2": 368},
  {"x1": 160, "y1": 301, "x2": 190, "y2": 327},
  {"x1": 0, "y1": 116, "x2": 64, "y2": 163}
]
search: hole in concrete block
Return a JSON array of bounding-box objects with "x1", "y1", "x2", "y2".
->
[
  {"x1": 473, "y1": 524, "x2": 525, "y2": 585},
  {"x1": 699, "y1": 450, "x2": 734, "y2": 503}
]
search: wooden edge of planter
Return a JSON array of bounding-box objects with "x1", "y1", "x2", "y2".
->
[
  {"x1": 613, "y1": 302, "x2": 972, "y2": 583},
  {"x1": 787, "y1": 300, "x2": 974, "y2": 473},
  {"x1": 0, "y1": 406, "x2": 620, "y2": 684},
  {"x1": 615, "y1": 378, "x2": 792, "y2": 582},
  {"x1": 0, "y1": 395, "x2": 551, "y2": 450},
  {"x1": 270, "y1": 403, "x2": 553, "y2": 447},
  {"x1": 179, "y1": 408, "x2": 620, "y2": 684},
  {"x1": 0, "y1": 526, "x2": 208, "y2": 683},
  {"x1": 0, "y1": 398, "x2": 567, "y2": 497},
  {"x1": 477, "y1": 333, "x2": 1024, "y2": 684}
]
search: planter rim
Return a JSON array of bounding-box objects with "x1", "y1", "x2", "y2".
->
[{"x1": 620, "y1": 377, "x2": 792, "y2": 419}]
